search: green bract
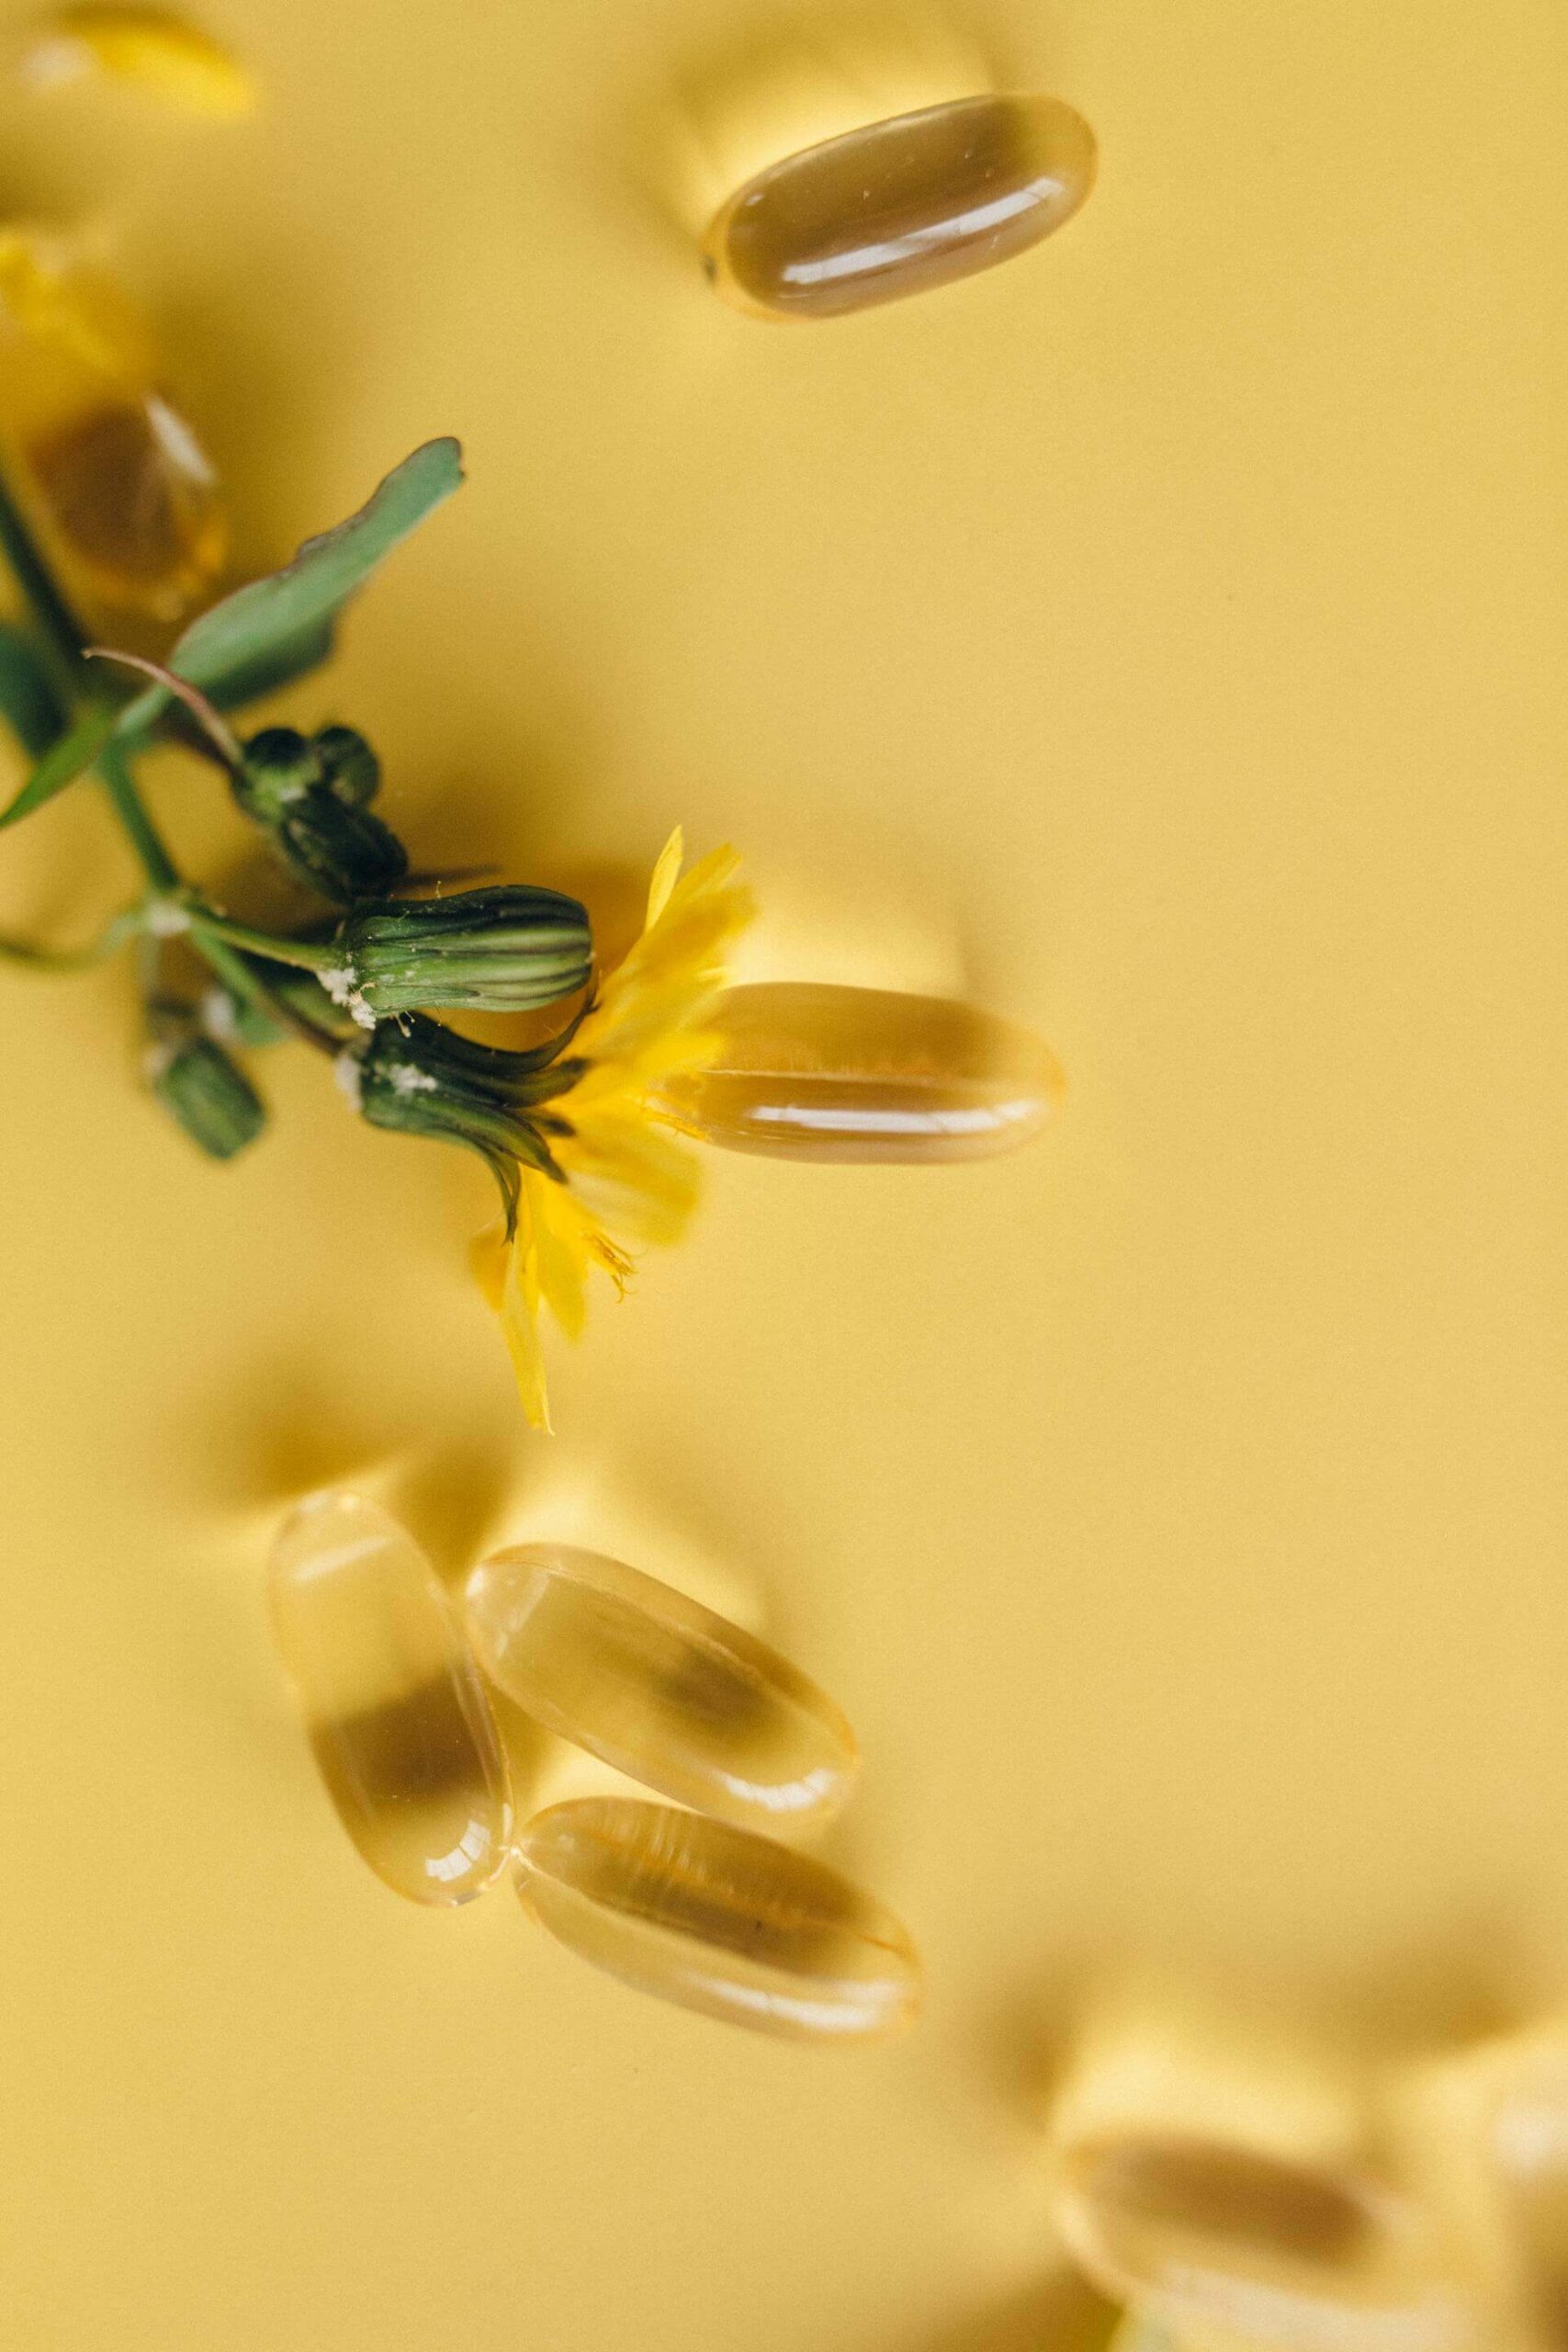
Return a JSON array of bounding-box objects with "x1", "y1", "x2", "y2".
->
[
  {"x1": 354, "y1": 1012, "x2": 581, "y2": 1229},
  {"x1": 329, "y1": 887, "x2": 592, "y2": 1024}
]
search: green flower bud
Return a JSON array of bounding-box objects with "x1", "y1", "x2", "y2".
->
[
  {"x1": 233, "y1": 727, "x2": 322, "y2": 823},
  {"x1": 325, "y1": 887, "x2": 592, "y2": 1027},
  {"x1": 273, "y1": 792, "x2": 409, "y2": 906},
  {"x1": 146, "y1": 1030, "x2": 266, "y2": 1161},
  {"x1": 345, "y1": 1012, "x2": 580, "y2": 1227},
  {"x1": 232, "y1": 726, "x2": 407, "y2": 904},
  {"x1": 313, "y1": 724, "x2": 381, "y2": 808}
]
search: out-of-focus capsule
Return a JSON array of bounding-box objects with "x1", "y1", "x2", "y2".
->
[
  {"x1": 513, "y1": 1797, "x2": 921, "y2": 2040},
  {"x1": 656, "y1": 980, "x2": 1064, "y2": 1162},
  {"x1": 17, "y1": 7, "x2": 256, "y2": 118},
  {"x1": 463, "y1": 1543, "x2": 857, "y2": 1831},
  {"x1": 1049, "y1": 2133, "x2": 1464, "y2": 2352},
  {"x1": 703, "y1": 95, "x2": 1095, "y2": 322},
  {"x1": 269, "y1": 1491, "x2": 513, "y2": 1907},
  {"x1": 0, "y1": 233, "x2": 226, "y2": 617}
]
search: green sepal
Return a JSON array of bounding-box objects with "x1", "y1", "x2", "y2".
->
[
  {"x1": 352, "y1": 1013, "x2": 572, "y2": 1233},
  {"x1": 0, "y1": 622, "x2": 68, "y2": 758}
]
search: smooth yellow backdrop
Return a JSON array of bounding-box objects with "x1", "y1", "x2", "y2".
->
[{"x1": 1, "y1": 4, "x2": 1565, "y2": 2347}]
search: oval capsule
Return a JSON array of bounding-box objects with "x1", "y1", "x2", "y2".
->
[
  {"x1": 514, "y1": 1798, "x2": 921, "y2": 2041},
  {"x1": 0, "y1": 240, "x2": 225, "y2": 617},
  {"x1": 704, "y1": 94, "x2": 1096, "y2": 322},
  {"x1": 1050, "y1": 2133, "x2": 1464, "y2": 2352},
  {"x1": 269, "y1": 1490, "x2": 513, "y2": 1907},
  {"x1": 656, "y1": 981, "x2": 1065, "y2": 1162},
  {"x1": 464, "y1": 1544, "x2": 858, "y2": 1831}
]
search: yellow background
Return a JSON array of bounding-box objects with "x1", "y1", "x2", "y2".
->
[{"x1": 1, "y1": 3, "x2": 1565, "y2": 2346}]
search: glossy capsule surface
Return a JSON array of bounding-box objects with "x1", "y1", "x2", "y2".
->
[
  {"x1": 1050, "y1": 2134, "x2": 1462, "y2": 2352},
  {"x1": 704, "y1": 95, "x2": 1096, "y2": 321},
  {"x1": 464, "y1": 1544, "x2": 858, "y2": 1831},
  {"x1": 0, "y1": 248, "x2": 225, "y2": 616},
  {"x1": 269, "y1": 1491, "x2": 513, "y2": 1906},
  {"x1": 657, "y1": 982, "x2": 1065, "y2": 1162},
  {"x1": 514, "y1": 1798, "x2": 921, "y2": 2041}
]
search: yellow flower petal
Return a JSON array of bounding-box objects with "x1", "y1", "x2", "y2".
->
[
  {"x1": 18, "y1": 7, "x2": 256, "y2": 117},
  {"x1": 473, "y1": 831, "x2": 754, "y2": 1430},
  {"x1": 645, "y1": 826, "x2": 684, "y2": 929}
]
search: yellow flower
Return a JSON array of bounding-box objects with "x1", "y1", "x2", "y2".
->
[
  {"x1": 471, "y1": 830, "x2": 754, "y2": 1430},
  {"x1": 15, "y1": 7, "x2": 255, "y2": 117}
]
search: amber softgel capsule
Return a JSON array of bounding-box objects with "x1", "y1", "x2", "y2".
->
[
  {"x1": 1049, "y1": 2132, "x2": 1466, "y2": 2352},
  {"x1": 269, "y1": 1491, "x2": 513, "y2": 1906},
  {"x1": 657, "y1": 981, "x2": 1064, "y2": 1162},
  {"x1": 704, "y1": 95, "x2": 1095, "y2": 322},
  {"x1": 513, "y1": 1797, "x2": 921, "y2": 2041},
  {"x1": 464, "y1": 1543, "x2": 858, "y2": 1832},
  {"x1": 0, "y1": 240, "x2": 226, "y2": 616}
]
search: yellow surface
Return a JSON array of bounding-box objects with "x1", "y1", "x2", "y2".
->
[{"x1": 0, "y1": 3, "x2": 1565, "y2": 2346}]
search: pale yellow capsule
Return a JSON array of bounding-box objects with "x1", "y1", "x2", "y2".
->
[
  {"x1": 1050, "y1": 2134, "x2": 1464, "y2": 2352},
  {"x1": 17, "y1": 8, "x2": 256, "y2": 117},
  {"x1": 656, "y1": 981, "x2": 1064, "y2": 1162},
  {"x1": 269, "y1": 1491, "x2": 513, "y2": 1907},
  {"x1": 0, "y1": 237, "x2": 226, "y2": 617},
  {"x1": 704, "y1": 95, "x2": 1095, "y2": 322},
  {"x1": 464, "y1": 1543, "x2": 857, "y2": 1831},
  {"x1": 514, "y1": 1798, "x2": 921, "y2": 2041}
]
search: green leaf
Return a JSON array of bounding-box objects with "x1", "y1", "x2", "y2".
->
[
  {"x1": 166, "y1": 437, "x2": 464, "y2": 700},
  {"x1": 0, "y1": 623, "x2": 68, "y2": 758},
  {"x1": 0, "y1": 705, "x2": 116, "y2": 831},
  {"x1": 205, "y1": 611, "x2": 338, "y2": 713}
]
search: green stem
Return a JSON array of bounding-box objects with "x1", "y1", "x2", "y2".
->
[
  {"x1": 0, "y1": 458, "x2": 89, "y2": 689},
  {"x1": 187, "y1": 907, "x2": 334, "y2": 971},
  {"x1": 96, "y1": 737, "x2": 179, "y2": 891},
  {"x1": 0, "y1": 903, "x2": 143, "y2": 972}
]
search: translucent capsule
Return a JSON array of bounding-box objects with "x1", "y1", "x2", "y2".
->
[
  {"x1": 703, "y1": 95, "x2": 1096, "y2": 322},
  {"x1": 513, "y1": 1797, "x2": 921, "y2": 2040},
  {"x1": 1050, "y1": 2133, "x2": 1463, "y2": 2352},
  {"x1": 656, "y1": 981, "x2": 1065, "y2": 1162},
  {"x1": 269, "y1": 1491, "x2": 513, "y2": 1906},
  {"x1": 463, "y1": 1543, "x2": 857, "y2": 1831},
  {"x1": 0, "y1": 238, "x2": 225, "y2": 616}
]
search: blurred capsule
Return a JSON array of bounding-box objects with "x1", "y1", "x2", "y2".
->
[
  {"x1": 704, "y1": 95, "x2": 1095, "y2": 322},
  {"x1": 17, "y1": 7, "x2": 255, "y2": 116},
  {"x1": 514, "y1": 1797, "x2": 920, "y2": 2040},
  {"x1": 0, "y1": 233, "x2": 225, "y2": 617},
  {"x1": 1050, "y1": 2133, "x2": 1463, "y2": 2352},
  {"x1": 464, "y1": 1543, "x2": 857, "y2": 1830},
  {"x1": 269, "y1": 1491, "x2": 512, "y2": 1906},
  {"x1": 656, "y1": 980, "x2": 1064, "y2": 1162}
]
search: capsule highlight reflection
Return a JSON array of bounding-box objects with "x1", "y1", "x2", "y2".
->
[
  {"x1": 704, "y1": 95, "x2": 1095, "y2": 321},
  {"x1": 269, "y1": 1491, "x2": 513, "y2": 1906},
  {"x1": 1050, "y1": 2133, "x2": 1462, "y2": 2352},
  {"x1": 656, "y1": 981, "x2": 1064, "y2": 1162},
  {"x1": 514, "y1": 1797, "x2": 921, "y2": 2040},
  {"x1": 0, "y1": 236, "x2": 226, "y2": 616},
  {"x1": 464, "y1": 1544, "x2": 858, "y2": 1831}
]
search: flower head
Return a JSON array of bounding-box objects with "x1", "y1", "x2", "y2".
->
[{"x1": 472, "y1": 830, "x2": 753, "y2": 1429}]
